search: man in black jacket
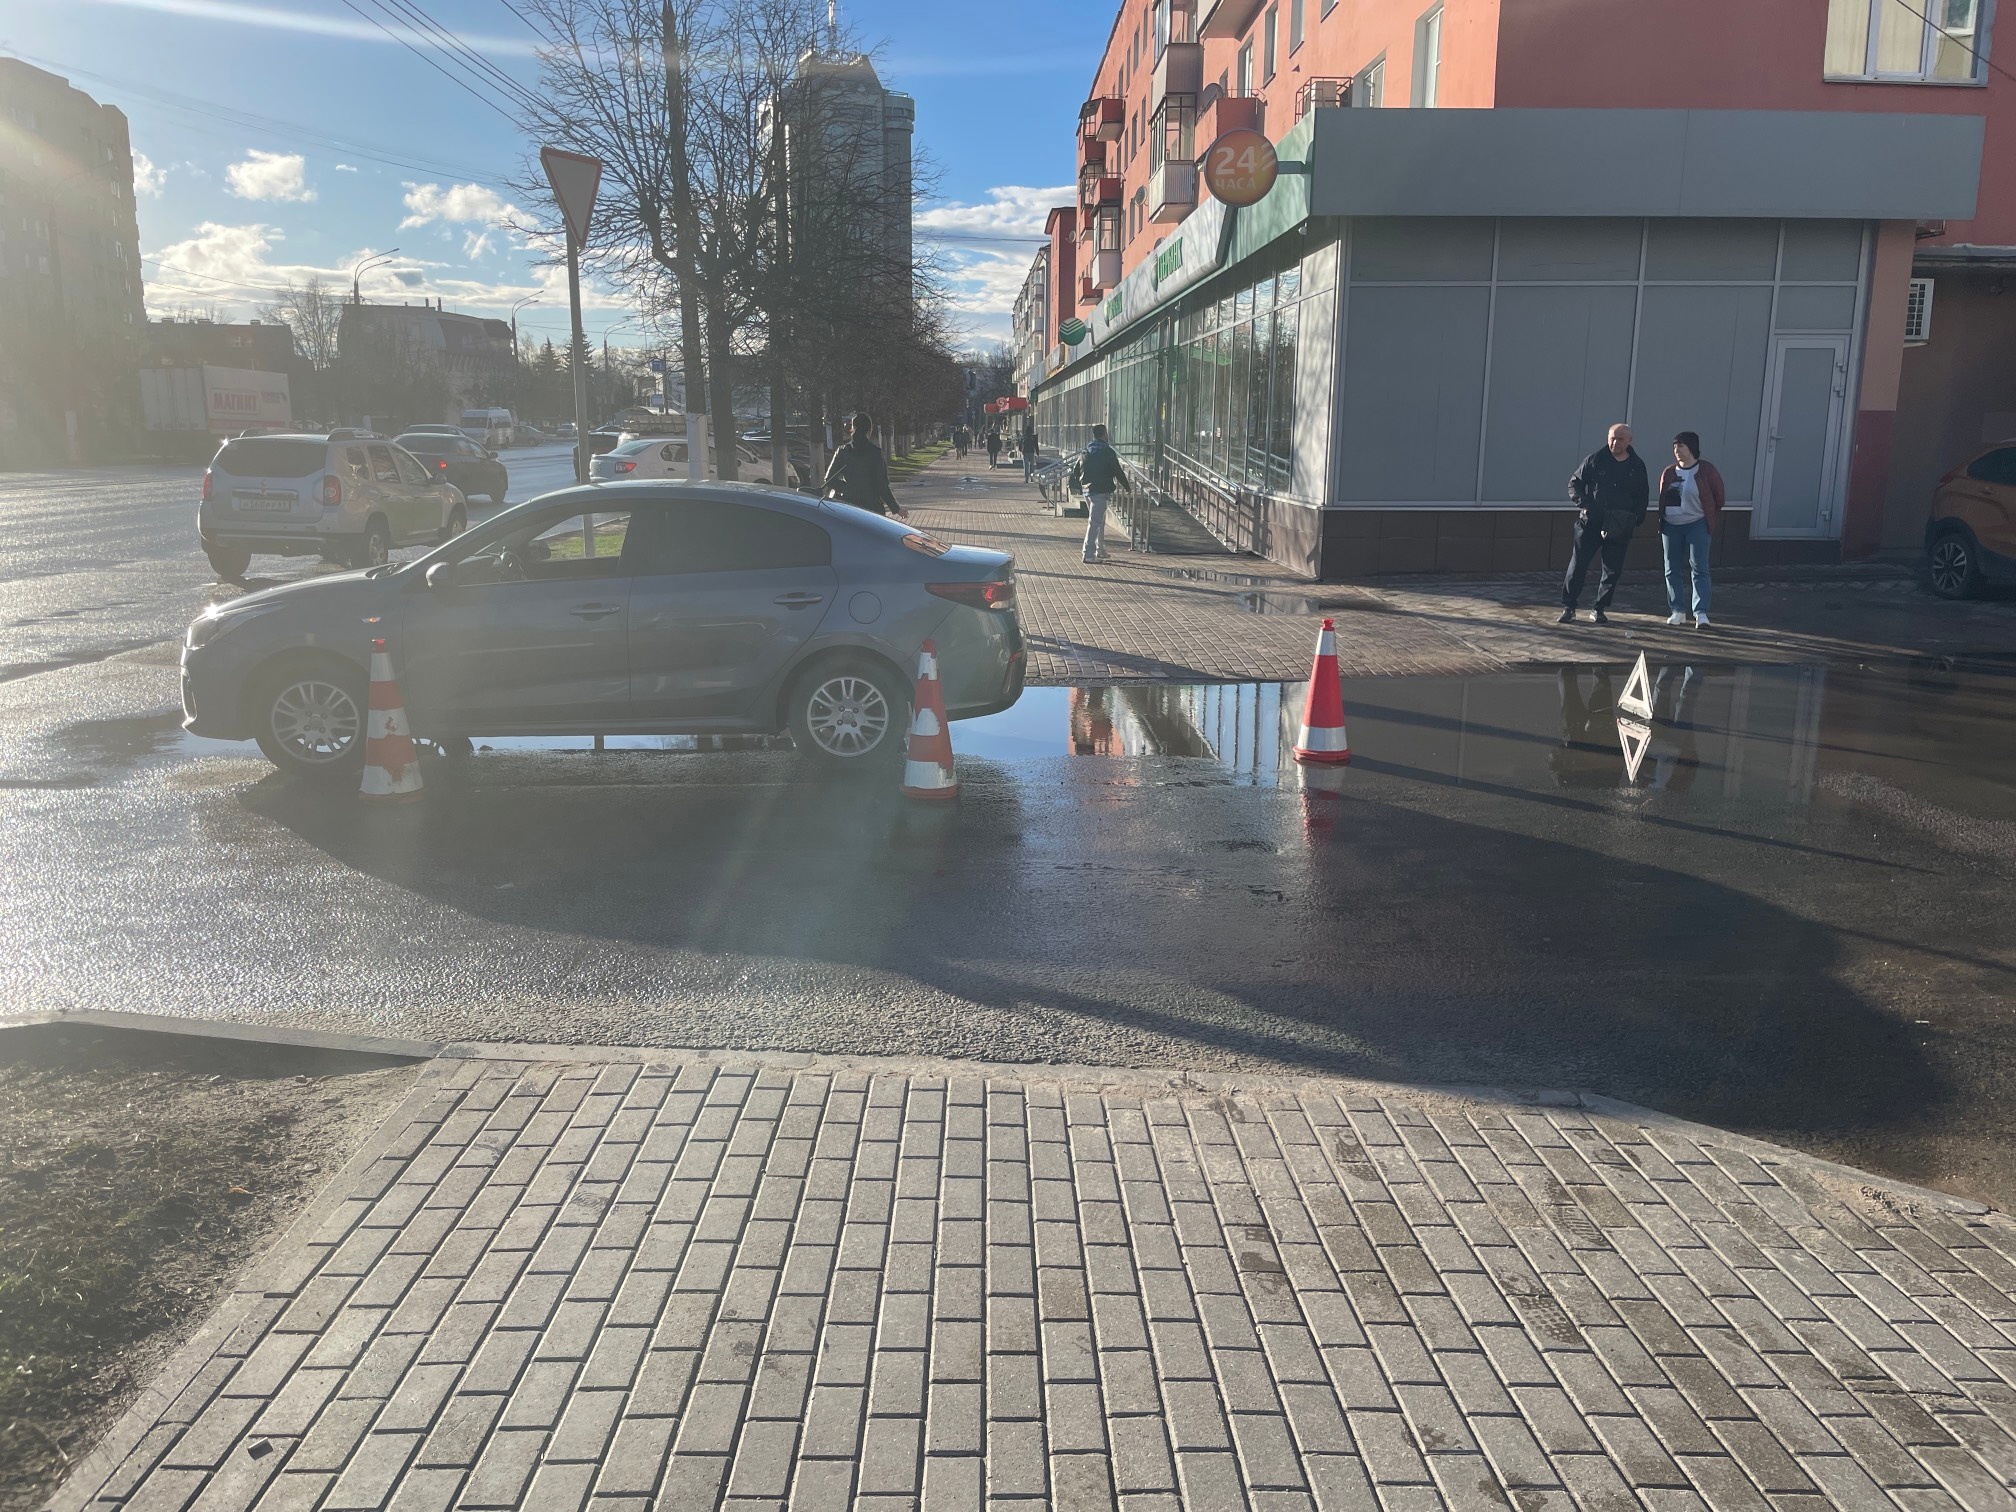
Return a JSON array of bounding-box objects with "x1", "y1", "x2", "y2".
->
[{"x1": 1560, "y1": 422, "x2": 1649, "y2": 624}]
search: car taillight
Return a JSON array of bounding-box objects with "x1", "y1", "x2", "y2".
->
[
  {"x1": 321, "y1": 475, "x2": 342, "y2": 507},
  {"x1": 928, "y1": 578, "x2": 1015, "y2": 611},
  {"x1": 614, "y1": 461, "x2": 636, "y2": 474},
  {"x1": 437, "y1": 459, "x2": 449, "y2": 471},
  {"x1": 201, "y1": 469, "x2": 212, "y2": 502}
]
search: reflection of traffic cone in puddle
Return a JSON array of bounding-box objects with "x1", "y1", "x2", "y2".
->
[
  {"x1": 360, "y1": 637, "x2": 424, "y2": 803},
  {"x1": 1292, "y1": 618, "x2": 1351, "y2": 765},
  {"x1": 901, "y1": 640, "x2": 958, "y2": 800}
]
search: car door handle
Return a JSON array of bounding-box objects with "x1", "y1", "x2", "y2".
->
[
  {"x1": 569, "y1": 604, "x2": 621, "y2": 620},
  {"x1": 773, "y1": 592, "x2": 826, "y2": 608}
]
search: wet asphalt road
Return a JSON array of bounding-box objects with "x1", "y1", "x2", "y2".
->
[{"x1": 4, "y1": 459, "x2": 2016, "y2": 1206}]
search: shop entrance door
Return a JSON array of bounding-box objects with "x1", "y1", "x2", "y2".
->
[{"x1": 1755, "y1": 336, "x2": 1848, "y2": 538}]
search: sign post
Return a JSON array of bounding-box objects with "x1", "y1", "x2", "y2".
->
[{"x1": 541, "y1": 146, "x2": 604, "y2": 486}]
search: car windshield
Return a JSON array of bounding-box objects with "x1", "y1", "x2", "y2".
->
[{"x1": 213, "y1": 439, "x2": 324, "y2": 478}]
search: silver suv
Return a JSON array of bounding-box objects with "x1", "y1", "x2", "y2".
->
[{"x1": 199, "y1": 432, "x2": 469, "y2": 580}]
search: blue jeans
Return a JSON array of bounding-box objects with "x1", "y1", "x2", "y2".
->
[
  {"x1": 1661, "y1": 518, "x2": 1712, "y2": 617},
  {"x1": 1083, "y1": 493, "x2": 1111, "y2": 560}
]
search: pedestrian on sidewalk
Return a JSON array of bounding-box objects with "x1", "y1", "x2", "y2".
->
[
  {"x1": 822, "y1": 412, "x2": 908, "y2": 520},
  {"x1": 955, "y1": 425, "x2": 970, "y2": 460},
  {"x1": 986, "y1": 427, "x2": 1002, "y2": 469},
  {"x1": 1657, "y1": 431, "x2": 1723, "y2": 629},
  {"x1": 1559, "y1": 422, "x2": 1649, "y2": 625},
  {"x1": 1080, "y1": 423, "x2": 1130, "y2": 563},
  {"x1": 1021, "y1": 419, "x2": 1040, "y2": 482}
]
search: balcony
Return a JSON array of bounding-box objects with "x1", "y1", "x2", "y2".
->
[
  {"x1": 1078, "y1": 170, "x2": 1124, "y2": 213},
  {"x1": 1295, "y1": 77, "x2": 1353, "y2": 119},
  {"x1": 1153, "y1": 41, "x2": 1203, "y2": 102},
  {"x1": 1079, "y1": 134, "x2": 1108, "y2": 172},
  {"x1": 1078, "y1": 272, "x2": 1098, "y2": 306},
  {"x1": 1150, "y1": 161, "x2": 1198, "y2": 223},
  {"x1": 1091, "y1": 249, "x2": 1122, "y2": 291},
  {"x1": 1199, "y1": 91, "x2": 1261, "y2": 144},
  {"x1": 1198, "y1": 0, "x2": 1265, "y2": 41},
  {"x1": 1080, "y1": 96, "x2": 1123, "y2": 144}
]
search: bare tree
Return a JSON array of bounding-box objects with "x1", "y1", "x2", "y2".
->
[{"x1": 259, "y1": 276, "x2": 342, "y2": 370}]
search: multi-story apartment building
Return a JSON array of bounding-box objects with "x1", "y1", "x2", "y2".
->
[
  {"x1": 1011, "y1": 245, "x2": 1051, "y2": 393},
  {"x1": 1029, "y1": 0, "x2": 2010, "y2": 577},
  {"x1": 0, "y1": 59, "x2": 146, "y2": 466}
]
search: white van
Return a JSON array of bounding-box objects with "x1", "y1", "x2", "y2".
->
[{"x1": 458, "y1": 408, "x2": 515, "y2": 447}]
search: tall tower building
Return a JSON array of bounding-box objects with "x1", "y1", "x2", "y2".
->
[{"x1": 0, "y1": 59, "x2": 146, "y2": 464}]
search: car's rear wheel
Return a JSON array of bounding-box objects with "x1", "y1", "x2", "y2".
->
[
  {"x1": 204, "y1": 542, "x2": 251, "y2": 581},
  {"x1": 251, "y1": 654, "x2": 368, "y2": 780},
  {"x1": 1928, "y1": 530, "x2": 1982, "y2": 600},
  {"x1": 788, "y1": 657, "x2": 908, "y2": 767},
  {"x1": 352, "y1": 516, "x2": 391, "y2": 571},
  {"x1": 440, "y1": 503, "x2": 468, "y2": 544}
]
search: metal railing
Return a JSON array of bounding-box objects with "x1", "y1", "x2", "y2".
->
[{"x1": 1294, "y1": 76, "x2": 1354, "y2": 119}]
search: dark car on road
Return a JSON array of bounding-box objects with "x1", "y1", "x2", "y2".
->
[
  {"x1": 394, "y1": 431, "x2": 510, "y2": 504},
  {"x1": 180, "y1": 481, "x2": 1025, "y2": 779}
]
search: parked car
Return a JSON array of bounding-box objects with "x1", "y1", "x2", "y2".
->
[
  {"x1": 402, "y1": 424, "x2": 466, "y2": 438},
  {"x1": 179, "y1": 481, "x2": 1025, "y2": 778},
  {"x1": 198, "y1": 434, "x2": 469, "y2": 579},
  {"x1": 1927, "y1": 441, "x2": 2016, "y2": 598},
  {"x1": 554, "y1": 422, "x2": 578, "y2": 440},
  {"x1": 395, "y1": 431, "x2": 510, "y2": 504},
  {"x1": 594, "y1": 436, "x2": 807, "y2": 489}
]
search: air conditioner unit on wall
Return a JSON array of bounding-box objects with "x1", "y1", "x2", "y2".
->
[{"x1": 1906, "y1": 277, "x2": 1934, "y2": 344}]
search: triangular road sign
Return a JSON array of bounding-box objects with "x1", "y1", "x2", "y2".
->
[
  {"x1": 1616, "y1": 714, "x2": 1653, "y2": 783},
  {"x1": 1618, "y1": 651, "x2": 1654, "y2": 721},
  {"x1": 540, "y1": 147, "x2": 603, "y2": 246}
]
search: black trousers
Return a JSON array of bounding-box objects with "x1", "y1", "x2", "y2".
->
[{"x1": 1562, "y1": 516, "x2": 1632, "y2": 610}]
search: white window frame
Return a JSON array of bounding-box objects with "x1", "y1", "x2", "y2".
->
[
  {"x1": 1413, "y1": 5, "x2": 1443, "y2": 107},
  {"x1": 1825, "y1": 0, "x2": 1992, "y2": 83},
  {"x1": 1355, "y1": 55, "x2": 1386, "y2": 107},
  {"x1": 1263, "y1": 5, "x2": 1280, "y2": 81},
  {"x1": 1905, "y1": 277, "x2": 1935, "y2": 343}
]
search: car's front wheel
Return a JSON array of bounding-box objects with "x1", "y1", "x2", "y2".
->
[
  {"x1": 251, "y1": 654, "x2": 368, "y2": 780},
  {"x1": 1928, "y1": 529, "x2": 1982, "y2": 600},
  {"x1": 787, "y1": 657, "x2": 909, "y2": 767}
]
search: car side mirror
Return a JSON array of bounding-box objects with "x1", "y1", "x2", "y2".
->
[{"x1": 425, "y1": 561, "x2": 460, "y2": 590}]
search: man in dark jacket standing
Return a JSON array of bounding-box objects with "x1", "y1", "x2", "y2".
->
[
  {"x1": 1079, "y1": 423, "x2": 1130, "y2": 563},
  {"x1": 822, "y1": 412, "x2": 907, "y2": 519},
  {"x1": 1560, "y1": 422, "x2": 1649, "y2": 624},
  {"x1": 1021, "y1": 419, "x2": 1040, "y2": 481}
]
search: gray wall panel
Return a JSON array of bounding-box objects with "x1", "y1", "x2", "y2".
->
[
  {"x1": 1350, "y1": 218, "x2": 1495, "y2": 281},
  {"x1": 1497, "y1": 219, "x2": 1643, "y2": 282},
  {"x1": 1775, "y1": 285, "x2": 1858, "y2": 330},
  {"x1": 1339, "y1": 286, "x2": 1490, "y2": 500},
  {"x1": 1631, "y1": 285, "x2": 1774, "y2": 500},
  {"x1": 1310, "y1": 109, "x2": 1981, "y2": 221},
  {"x1": 1483, "y1": 286, "x2": 1638, "y2": 501},
  {"x1": 1780, "y1": 221, "x2": 1864, "y2": 282},
  {"x1": 1645, "y1": 220, "x2": 1779, "y2": 281}
]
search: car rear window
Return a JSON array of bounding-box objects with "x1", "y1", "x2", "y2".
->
[
  {"x1": 1966, "y1": 448, "x2": 2016, "y2": 487},
  {"x1": 214, "y1": 439, "x2": 325, "y2": 477},
  {"x1": 643, "y1": 501, "x2": 832, "y2": 574},
  {"x1": 399, "y1": 435, "x2": 451, "y2": 453}
]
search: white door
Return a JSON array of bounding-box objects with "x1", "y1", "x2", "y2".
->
[{"x1": 1755, "y1": 337, "x2": 1849, "y2": 538}]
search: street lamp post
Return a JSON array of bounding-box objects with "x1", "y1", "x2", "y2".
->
[
  {"x1": 350, "y1": 248, "x2": 401, "y2": 305},
  {"x1": 510, "y1": 295, "x2": 540, "y2": 361}
]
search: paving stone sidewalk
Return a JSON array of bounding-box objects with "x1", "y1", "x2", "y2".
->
[
  {"x1": 899, "y1": 462, "x2": 2016, "y2": 685},
  {"x1": 58, "y1": 1045, "x2": 2016, "y2": 1512}
]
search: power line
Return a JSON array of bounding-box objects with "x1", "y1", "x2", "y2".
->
[
  {"x1": 336, "y1": 0, "x2": 525, "y2": 125},
  {"x1": 366, "y1": 0, "x2": 545, "y2": 114}
]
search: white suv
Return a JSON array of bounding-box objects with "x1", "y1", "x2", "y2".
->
[{"x1": 198, "y1": 432, "x2": 469, "y2": 580}]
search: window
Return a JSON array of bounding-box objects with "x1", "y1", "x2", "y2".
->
[
  {"x1": 1906, "y1": 277, "x2": 1935, "y2": 342},
  {"x1": 392, "y1": 449, "x2": 431, "y2": 486},
  {"x1": 461, "y1": 508, "x2": 635, "y2": 583},
  {"x1": 1965, "y1": 447, "x2": 2016, "y2": 486},
  {"x1": 1414, "y1": 5, "x2": 1443, "y2": 105},
  {"x1": 1290, "y1": 0, "x2": 1305, "y2": 53},
  {"x1": 1264, "y1": 6, "x2": 1280, "y2": 80},
  {"x1": 644, "y1": 501, "x2": 832, "y2": 574},
  {"x1": 1356, "y1": 56, "x2": 1386, "y2": 106},
  {"x1": 1237, "y1": 41, "x2": 1255, "y2": 93},
  {"x1": 1826, "y1": 0, "x2": 1985, "y2": 81},
  {"x1": 367, "y1": 445, "x2": 400, "y2": 484}
]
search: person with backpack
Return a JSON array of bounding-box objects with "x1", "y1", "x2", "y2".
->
[
  {"x1": 821, "y1": 412, "x2": 907, "y2": 518},
  {"x1": 1079, "y1": 423, "x2": 1130, "y2": 563}
]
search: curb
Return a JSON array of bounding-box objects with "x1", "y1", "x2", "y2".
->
[{"x1": 0, "y1": 1008, "x2": 442, "y2": 1062}]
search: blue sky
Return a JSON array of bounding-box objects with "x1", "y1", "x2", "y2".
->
[{"x1": 3, "y1": 0, "x2": 1109, "y2": 349}]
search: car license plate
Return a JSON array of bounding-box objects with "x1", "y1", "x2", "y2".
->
[{"x1": 235, "y1": 491, "x2": 297, "y2": 512}]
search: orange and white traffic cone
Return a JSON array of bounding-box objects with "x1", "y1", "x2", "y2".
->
[
  {"x1": 360, "y1": 636, "x2": 424, "y2": 803},
  {"x1": 1292, "y1": 617, "x2": 1351, "y2": 765},
  {"x1": 900, "y1": 640, "x2": 958, "y2": 800}
]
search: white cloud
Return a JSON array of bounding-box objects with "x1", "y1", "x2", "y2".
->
[
  {"x1": 132, "y1": 151, "x2": 167, "y2": 196},
  {"x1": 335, "y1": 163, "x2": 358, "y2": 173},
  {"x1": 916, "y1": 185, "x2": 1071, "y2": 242},
  {"x1": 401, "y1": 182, "x2": 519, "y2": 231},
  {"x1": 226, "y1": 150, "x2": 315, "y2": 203}
]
